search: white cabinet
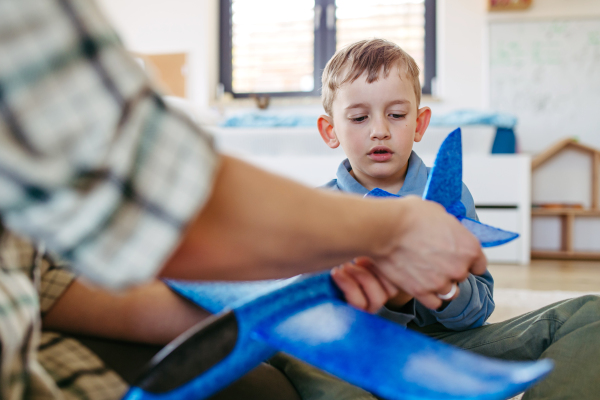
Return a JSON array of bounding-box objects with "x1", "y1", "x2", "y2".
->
[
  {"x1": 421, "y1": 154, "x2": 532, "y2": 265},
  {"x1": 477, "y1": 208, "x2": 523, "y2": 264}
]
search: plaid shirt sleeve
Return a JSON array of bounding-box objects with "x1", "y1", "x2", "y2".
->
[
  {"x1": 0, "y1": 0, "x2": 218, "y2": 288},
  {"x1": 0, "y1": 229, "x2": 129, "y2": 399},
  {"x1": 39, "y1": 251, "x2": 76, "y2": 316}
]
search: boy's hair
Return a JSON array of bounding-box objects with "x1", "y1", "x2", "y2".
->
[{"x1": 321, "y1": 39, "x2": 421, "y2": 116}]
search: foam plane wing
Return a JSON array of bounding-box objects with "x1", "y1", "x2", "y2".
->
[{"x1": 123, "y1": 129, "x2": 548, "y2": 400}]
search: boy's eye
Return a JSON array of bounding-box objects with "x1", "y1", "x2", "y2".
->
[
  {"x1": 351, "y1": 116, "x2": 367, "y2": 122},
  {"x1": 389, "y1": 113, "x2": 406, "y2": 119}
]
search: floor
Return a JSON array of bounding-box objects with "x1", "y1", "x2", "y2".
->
[
  {"x1": 487, "y1": 260, "x2": 600, "y2": 400},
  {"x1": 487, "y1": 259, "x2": 600, "y2": 323},
  {"x1": 489, "y1": 259, "x2": 600, "y2": 291}
]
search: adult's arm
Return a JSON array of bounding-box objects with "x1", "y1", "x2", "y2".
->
[
  {"x1": 163, "y1": 155, "x2": 487, "y2": 309},
  {"x1": 43, "y1": 279, "x2": 210, "y2": 345},
  {"x1": 0, "y1": 229, "x2": 205, "y2": 345}
]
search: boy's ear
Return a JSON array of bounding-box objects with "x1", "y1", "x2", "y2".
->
[
  {"x1": 414, "y1": 106, "x2": 432, "y2": 143},
  {"x1": 317, "y1": 115, "x2": 340, "y2": 149}
]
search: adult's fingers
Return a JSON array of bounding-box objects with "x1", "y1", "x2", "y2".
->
[
  {"x1": 436, "y1": 281, "x2": 460, "y2": 302},
  {"x1": 418, "y1": 282, "x2": 460, "y2": 310}
]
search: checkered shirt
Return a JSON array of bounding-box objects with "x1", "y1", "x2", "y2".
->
[
  {"x1": 0, "y1": 0, "x2": 218, "y2": 289},
  {"x1": 0, "y1": 229, "x2": 128, "y2": 399},
  {"x1": 0, "y1": 0, "x2": 219, "y2": 397}
]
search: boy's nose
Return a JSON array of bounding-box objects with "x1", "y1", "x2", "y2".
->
[{"x1": 370, "y1": 124, "x2": 391, "y2": 140}]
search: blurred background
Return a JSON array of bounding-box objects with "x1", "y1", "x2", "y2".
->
[{"x1": 97, "y1": 0, "x2": 600, "y2": 321}]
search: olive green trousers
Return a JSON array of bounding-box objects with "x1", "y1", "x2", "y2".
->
[{"x1": 270, "y1": 295, "x2": 600, "y2": 400}]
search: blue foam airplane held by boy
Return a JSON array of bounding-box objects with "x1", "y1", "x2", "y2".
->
[{"x1": 122, "y1": 128, "x2": 550, "y2": 400}]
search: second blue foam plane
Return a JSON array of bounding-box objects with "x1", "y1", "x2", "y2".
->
[{"x1": 123, "y1": 128, "x2": 549, "y2": 400}]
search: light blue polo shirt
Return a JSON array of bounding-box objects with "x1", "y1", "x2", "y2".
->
[
  {"x1": 322, "y1": 151, "x2": 494, "y2": 330},
  {"x1": 323, "y1": 151, "x2": 478, "y2": 220}
]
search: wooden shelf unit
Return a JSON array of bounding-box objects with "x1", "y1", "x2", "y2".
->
[
  {"x1": 531, "y1": 251, "x2": 600, "y2": 261},
  {"x1": 532, "y1": 208, "x2": 600, "y2": 217},
  {"x1": 531, "y1": 139, "x2": 600, "y2": 260}
]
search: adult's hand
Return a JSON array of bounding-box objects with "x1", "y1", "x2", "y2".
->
[{"x1": 370, "y1": 196, "x2": 486, "y2": 310}]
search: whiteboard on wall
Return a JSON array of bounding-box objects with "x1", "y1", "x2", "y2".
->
[{"x1": 489, "y1": 19, "x2": 600, "y2": 154}]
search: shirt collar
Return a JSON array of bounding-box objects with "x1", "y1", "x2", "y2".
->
[{"x1": 335, "y1": 151, "x2": 429, "y2": 197}]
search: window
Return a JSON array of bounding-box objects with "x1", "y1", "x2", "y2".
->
[{"x1": 219, "y1": 0, "x2": 436, "y2": 98}]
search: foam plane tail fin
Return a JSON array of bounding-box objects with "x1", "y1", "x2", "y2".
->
[{"x1": 422, "y1": 127, "x2": 463, "y2": 210}]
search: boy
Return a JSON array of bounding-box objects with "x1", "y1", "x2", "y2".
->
[
  {"x1": 318, "y1": 38, "x2": 491, "y2": 329},
  {"x1": 272, "y1": 39, "x2": 600, "y2": 400}
]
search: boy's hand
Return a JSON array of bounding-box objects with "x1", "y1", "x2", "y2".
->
[
  {"x1": 332, "y1": 257, "x2": 405, "y2": 313},
  {"x1": 384, "y1": 291, "x2": 416, "y2": 312}
]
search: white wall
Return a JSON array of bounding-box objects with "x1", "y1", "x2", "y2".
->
[
  {"x1": 431, "y1": 0, "x2": 600, "y2": 108},
  {"x1": 430, "y1": 0, "x2": 488, "y2": 113},
  {"x1": 488, "y1": 0, "x2": 600, "y2": 21},
  {"x1": 432, "y1": 0, "x2": 600, "y2": 153},
  {"x1": 97, "y1": 0, "x2": 218, "y2": 109},
  {"x1": 97, "y1": 0, "x2": 600, "y2": 154}
]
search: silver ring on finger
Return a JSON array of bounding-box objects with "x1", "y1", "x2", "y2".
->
[{"x1": 437, "y1": 282, "x2": 457, "y2": 300}]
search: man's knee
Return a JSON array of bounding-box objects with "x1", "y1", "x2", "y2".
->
[
  {"x1": 555, "y1": 295, "x2": 600, "y2": 318},
  {"x1": 547, "y1": 295, "x2": 600, "y2": 340},
  {"x1": 573, "y1": 294, "x2": 600, "y2": 305}
]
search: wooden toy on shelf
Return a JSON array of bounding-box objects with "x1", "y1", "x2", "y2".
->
[
  {"x1": 488, "y1": 0, "x2": 532, "y2": 12},
  {"x1": 132, "y1": 52, "x2": 188, "y2": 98},
  {"x1": 531, "y1": 138, "x2": 600, "y2": 260}
]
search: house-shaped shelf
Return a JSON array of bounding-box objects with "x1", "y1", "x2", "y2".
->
[{"x1": 531, "y1": 138, "x2": 600, "y2": 260}]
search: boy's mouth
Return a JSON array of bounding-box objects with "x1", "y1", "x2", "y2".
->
[{"x1": 368, "y1": 146, "x2": 393, "y2": 162}]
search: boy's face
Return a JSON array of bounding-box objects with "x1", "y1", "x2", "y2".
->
[{"x1": 318, "y1": 66, "x2": 431, "y2": 192}]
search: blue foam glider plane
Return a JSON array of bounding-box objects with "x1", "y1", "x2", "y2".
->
[{"x1": 123, "y1": 128, "x2": 550, "y2": 400}]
